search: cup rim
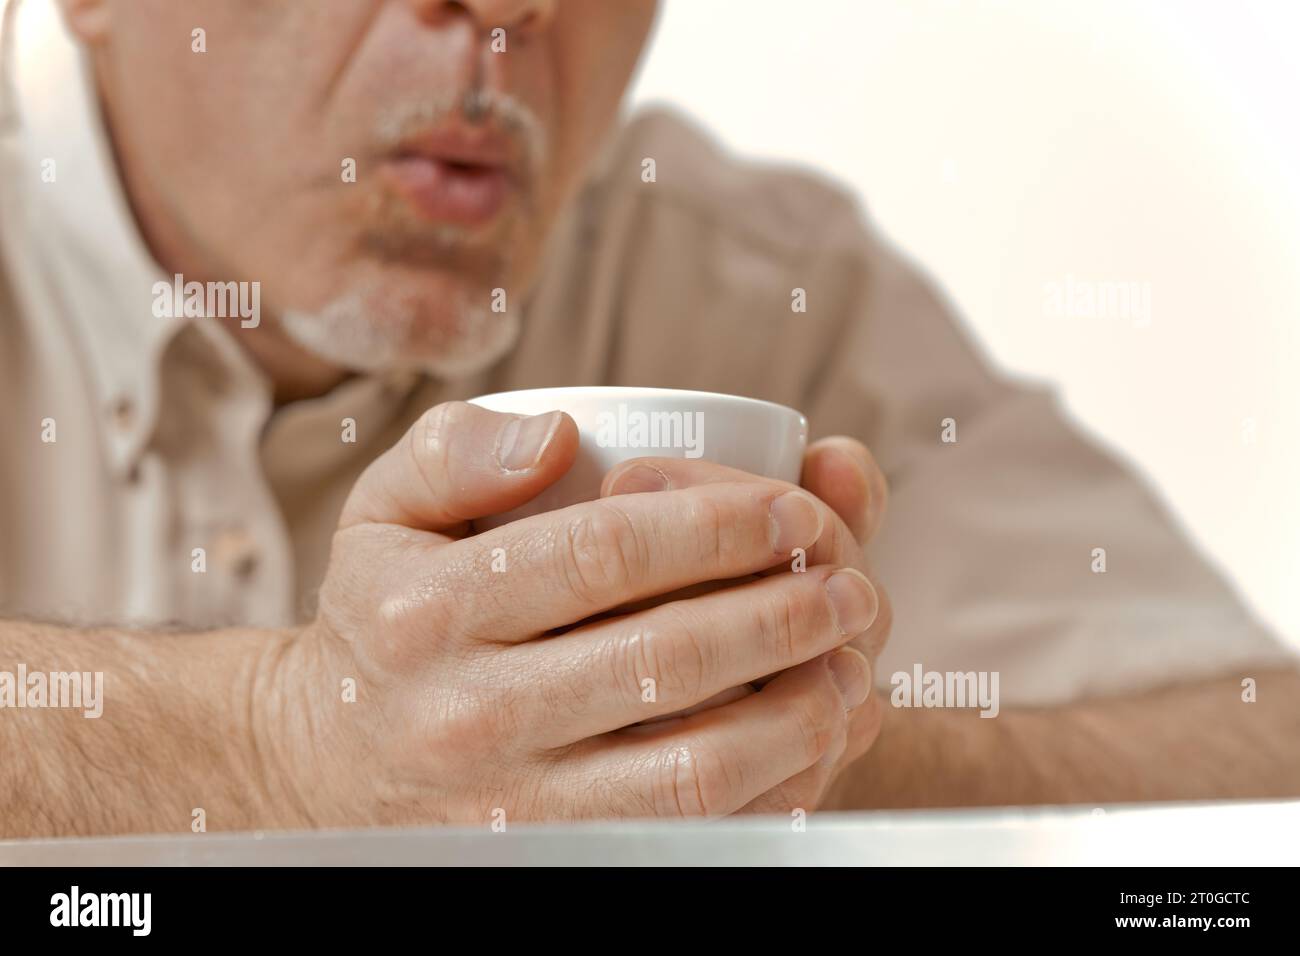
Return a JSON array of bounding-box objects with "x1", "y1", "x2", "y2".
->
[{"x1": 468, "y1": 386, "x2": 806, "y2": 423}]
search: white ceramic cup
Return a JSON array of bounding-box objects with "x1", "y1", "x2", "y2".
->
[{"x1": 468, "y1": 386, "x2": 808, "y2": 528}]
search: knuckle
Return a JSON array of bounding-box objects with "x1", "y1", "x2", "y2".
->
[
  {"x1": 363, "y1": 564, "x2": 460, "y2": 671},
  {"x1": 686, "y1": 494, "x2": 725, "y2": 566},
  {"x1": 368, "y1": 589, "x2": 422, "y2": 672},
  {"x1": 417, "y1": 687, "x2": 483, "y2": 769},
  {"x1": 684, "y1": 493, "x2": 740, "y2": 569},
  {"x1": 653, "y1": 744, "x2": 727, "y2": 818},
  {"x1": 433, "y1": 671, "x2": 526, "y2": 763},
  {"x1": 602, "y1": 628, "x2": 655, "y2": 715},
  {"x1": 322, "y1": 525, "x2": 477, "y2": 669},
  {"x1": 629, "y1": 606, "x2": 712, "y2": 706},
  {"x1": 412, "y1": 401, "x2": 463, "y2": 489},
  {"x1": 758, "y1": 579, "x2": 823, "y2": 664},
  {"x1": 559, "y1": 502, "x2": 647, "y2": 606},
  {"x1": 789, "y1": 686, "x2": 843, "y2": 765}
]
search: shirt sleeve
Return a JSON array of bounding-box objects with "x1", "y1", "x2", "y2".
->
[{"x1": 801, "y1": 199, "x2": 1296, "y2": 707}]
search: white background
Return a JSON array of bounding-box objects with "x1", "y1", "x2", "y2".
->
[{"x1": 630, "y1": 0, "x2": 1300, "y2": 649}]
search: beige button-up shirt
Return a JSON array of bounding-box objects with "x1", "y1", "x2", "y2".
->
[{"x1": 1, "y1": 0, "x2": 1290, "y2": 706}]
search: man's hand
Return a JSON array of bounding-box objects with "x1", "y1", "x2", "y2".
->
[
  {"x1": 599, "y1": 436, "x2": 893, "y2": 812},
  {"x1": 266, "y1": 403, "x2": 886, "y2": 825}
]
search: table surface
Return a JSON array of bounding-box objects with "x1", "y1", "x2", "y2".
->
[{"x1": 2, "y1": 800, "x2": 1295, "y2": 866}]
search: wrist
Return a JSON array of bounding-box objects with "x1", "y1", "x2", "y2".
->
[
  {"x1": 240, "y1": 626, "x2": 328, "y2": 829},
  {"x1": 245, "y1": 622, "x2": 377, "y2": 830}
]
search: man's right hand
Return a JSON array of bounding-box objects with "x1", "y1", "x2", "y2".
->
[{"x1": 267, "y1": 401, "x2": 883, "y2": 825}]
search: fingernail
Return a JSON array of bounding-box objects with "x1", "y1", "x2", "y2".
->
[
  {"x1": 611, "y1": 463, "x2": 670, "y2": 494},
  {"x1": 827, "y1": 647, "x2": 871, "y2": 710},
  {"x1": 496, "y1": 412, "x2": 560, "y2": 472},
  {"x1": 769, "y1": 491, "x2": 823, "y2": 554},
  {"x1": 824, "y1": 568, "x2": 879, "y2": 636}
]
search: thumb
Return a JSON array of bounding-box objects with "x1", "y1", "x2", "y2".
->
[{"x1": 338, "y1": 400, "x2": 579, "y2": 535}]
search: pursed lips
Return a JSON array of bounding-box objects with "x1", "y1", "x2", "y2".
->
[{"x1": 380, "y1": 124, "x2": 521, "y2": 227}]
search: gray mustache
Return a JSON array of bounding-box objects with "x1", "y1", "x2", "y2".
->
[{"x1": 375, "y1": 88, "x2": 547, "y2": 180}]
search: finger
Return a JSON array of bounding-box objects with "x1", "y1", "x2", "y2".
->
[
  {"x1": 801, "y1": 437, "x2": 887, "y2": 543},
  {"x1": 603, "y1": 438, "x2": 888, "y2": 547},
  {"x1": 840, "y1": 694, "x2": 885, "y2": 768},
  {"x1": 847, "y1": 581, "x2": 893, "y2": 666},
  {"x1": 736, "y1": 722, "x2": 846, "y2": 816},
  {"x1": 637, "y1": 685, "x2": 752, "y2": 723},
  {"x1": 516, "y1": 565, "x2": 879, "y2": 745},
  {"x1": 567, "y1": 648, "x2": 872, "y2": 818},
  {"x1": 738, "y1": 691, "x2": 884, "y2": 815},
  {"x1": 338, "y1": 401, "x2": 579, "y2": 534},
  {"x1": 436, "y1": 482, "x2": 827, "y2": 641},
  {"x1": 602, "y1": 458, "x2": 864, "y2": 571},
  {"x1": 747, "y1": 580, "x2": 891, "y2": 689}
]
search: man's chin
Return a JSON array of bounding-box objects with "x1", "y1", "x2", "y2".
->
[{"x1": 276, "y1": 283, "x2": 523, "y2": 381}]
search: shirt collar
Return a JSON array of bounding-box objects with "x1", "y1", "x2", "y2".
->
[{"x1": 2, "y1": 0, "x2": 189, "y2": 477}]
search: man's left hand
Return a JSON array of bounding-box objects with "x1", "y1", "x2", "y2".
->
[{"x1": 600, "y1": 436, "x2": 893, "y2": 814}]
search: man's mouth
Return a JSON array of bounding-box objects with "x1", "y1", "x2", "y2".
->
[{"x1": 380, "y1": 125, "x2": 519, "y2": 227}]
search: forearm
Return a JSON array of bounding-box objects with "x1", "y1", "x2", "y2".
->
[
  {"x1": 826, "y1": 667, "x2": 1300, "y2": 809},
  {"x1": 0, "y1": 618, "x2": 301, "y2": 838}
]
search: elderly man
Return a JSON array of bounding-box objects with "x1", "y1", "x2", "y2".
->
[{"x1": 0, "y1": 0, "x2": 1295, "y2": 837}]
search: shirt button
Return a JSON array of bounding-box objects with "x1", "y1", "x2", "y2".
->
[
  {"x1": 212, "y1": 527, "x2": 261, "y2": 580},
  {"x1": 200, "y1": 363, "x2": 229, "y2": 397},
  {"x1": 109, "y1": 395, "x2": 135, "y2": 429}
]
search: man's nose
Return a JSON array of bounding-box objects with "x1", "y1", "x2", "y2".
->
[{"x1": 405, "y1": 0, "x2": 557, "y2": 38}]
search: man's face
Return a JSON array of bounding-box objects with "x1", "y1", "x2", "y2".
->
[{"x1": 76, "y1": 0, "x2": 657, "y2": 375}]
